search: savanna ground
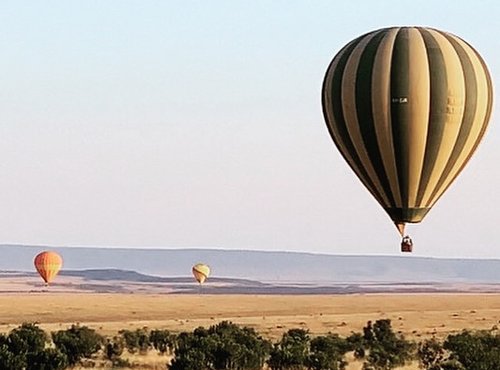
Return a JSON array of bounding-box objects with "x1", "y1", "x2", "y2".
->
[{"x1": 2, "y1": 293, "x2": 500, "y2": 369}]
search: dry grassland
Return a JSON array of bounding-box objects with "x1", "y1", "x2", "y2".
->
[
  {"x1": 1, "y1": 293, "x2": 499, "y2": 339},
  {"x1": 1, "y1": 293, "x2": 499, "y2": 369}
]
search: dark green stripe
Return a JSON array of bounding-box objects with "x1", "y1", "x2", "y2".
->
[
  {"x1": 355, "y1": 29, "x2": 396, "y2": 208},
  {"x1": 322, "y1": 32, "x2": 386, "y2": 205},
  {"x1": 415, "y1": 28, "x2": 449, "y2": 206},
  {"x1": 384, "y1": 207, "x2": 430, "y2": 223},
  {"x1": 427, "y1": 32, "x2": 477, "y2": 203},
  {"x1": 390, "y1": 28, "x2": 411, "y2": 209}
]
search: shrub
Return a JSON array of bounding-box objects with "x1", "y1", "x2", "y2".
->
[
  {"x1": 268, "y1": 328, "x2": 310, "y2": 370},
  {"x1": 8, "y1": 322, "x2": 47, "y2": 355},
  {"x1": 26, "y1": 348, "x2": 68, "y2": 370},
  {"x1": 360, "y1": 319, "x2": 415, "y2": 370},
  {"x1": 307, "y1": 334, "x2": 350, "y2": 370},
  {"x1": 169, "y1": 321, "x2": 271, "y2": 370},
  {"x1": 443, "y1": 330, "x2": 500, "y2": 370},
  {"x1": 417, "y1": 338, "x2": 446, "y2": 370},
  {"x1": 52, "y1": 325, "x2": 103, "y2": 365},
  {"x1": 119, "y1": 328, "x2": 151, "y2": 354},
  {"x1": 0, "y1": 343, "x2": 24, "y2": 370},
  {"x1": 346, "y1": 332, "x2": 365, "y2": 359},
  {"x1": 105, "y1": 336, "x2": 124, "y2": 362},
  {"x1": 150, "y1": 329, "x2": 175, "y2": 354}
]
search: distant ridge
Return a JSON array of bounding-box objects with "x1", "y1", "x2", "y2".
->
[
  {"x1": 60, "y1": 269, "x2": 264, "y2": 285},
  {"x1": 1, "y1": 244, "x2": 500, "y2": 283}
]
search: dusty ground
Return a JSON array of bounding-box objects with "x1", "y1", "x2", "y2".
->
[
  {"x1": 1, "y1": 293, "x2": 499, "y2": 369},
  {"x1": 1, "y1": 293, "x2": 500, "y2": 338}
]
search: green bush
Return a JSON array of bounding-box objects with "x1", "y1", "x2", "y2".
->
[
  {"x1": 417, "y1": 338, "x2": 446, "y2": 370},
  {"x1": 268, "y1": 328, "x2": 310, "y2": 370},
  {"x1": 360, "y1": 319, "x2": 415, "y2": 370},
  {"x1": 105, "y1": 336, "x2": 124, "y2": 363},
  {"x1": 169, "y1": 321, "x2": 271, "y2": 370},
  {"x1": 150, "y1": 329, "x2": 175, "y2": 354},
  {"x1": 443, "y1": 330, "x2": 500, "y2": 370},
  {"x1": 26, "y1": 348, "x2": 68, "y2": 370},
  {"x1": 119, "y1": 328, "x2": 151, "y2": 354},
  {"x1": 0, "y1": 323, "x2": 66, "y2": 370},
  {"x1": 306, "y1": 334, "x2": 350, "y2": 370},
  {"x1": 52, "y1": 325, "x2": 103, "y2": 365},
  {"x1": 8, "y1": 322, "x2": 48, "y2": 355},
  {"x1": 0, "y1": 342, "x2": 24, "y2": 370},
  {"x1": 6, "y1": 318, "x2": 500, "y2": 370}
]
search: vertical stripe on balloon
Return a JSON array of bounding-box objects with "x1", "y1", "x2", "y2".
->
[{"x1": 322, "y1": 27, "x2": 493, "y2": 226}]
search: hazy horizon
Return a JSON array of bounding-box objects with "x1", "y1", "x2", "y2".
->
[
  {"x1": 4, "y1": 245, "x2": 500, "y2": 284},
  {"x1": 6, "y1": 242, "x2": 500, "y2": 260}
]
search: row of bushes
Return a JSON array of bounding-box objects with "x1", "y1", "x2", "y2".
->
[
  {"x1": 169, "y1": 321, "x2": 500, "y2": 370},
  {"x1": 1, "y1": 320, "x2": 500, "y2": 369},
  {"x1": 0, "y1": 323, "x2": 176, "y2": 369},
  {"x1": 0, "y1": 324, "x2": 100, "y2": 369}
]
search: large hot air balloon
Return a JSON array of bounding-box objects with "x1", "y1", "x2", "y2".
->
[
  {"x1": 322, "y1": 27, "x2": 493, "y2": 251},
  {"x1": 34, "y1": 251, "x2": 63, "y2": 285},
  {"x1": 192, "y1": 263, "x2": 210, "y2": 284}
]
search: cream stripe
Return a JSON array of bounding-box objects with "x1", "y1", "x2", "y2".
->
[
  {"x1": 426, "y1": 34, "x2": 491, "y2": 206},
  {"x1": 420, "y1": 30, "x2": 466, "y2": 206},
  {"x1": 405, "y1": 28, "x2": 431, "y2": 207},
  {"x1": 341, "y1": 32, "x2": 391, "y2": 207},
  {"x1": 371, "y1": 28, "x2": 402, "y2": 207}
]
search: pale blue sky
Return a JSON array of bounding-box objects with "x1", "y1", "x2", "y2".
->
[{"x1": 0, "y1": 1, "x2": 498, "y2": 257}]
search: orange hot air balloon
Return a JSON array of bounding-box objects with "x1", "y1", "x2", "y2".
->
[
  {"x1": 192, "y1": 263, "x2": 210, "y2": 284},
  {"x1": 34, "y1": 251, "x2": 63, "y2": 285}
]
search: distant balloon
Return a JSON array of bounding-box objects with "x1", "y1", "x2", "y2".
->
[
  {"x1": 192, "y1": 263, "x2": 210, "y2": 284},
  {"x1": 322, "y1": 26, "x2": 493, "y2": 248},
  {"x1": 34, "y1": 251, "x2": 63, "y2": 285}
]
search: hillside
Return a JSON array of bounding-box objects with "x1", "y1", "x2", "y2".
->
[{"x1": 1, "y1": 244, "x2": 500, "y2": 284}]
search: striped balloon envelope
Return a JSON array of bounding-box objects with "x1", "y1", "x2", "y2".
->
[
  {"x1": 322, "y1": 26, "x2": 493, "y2": 242},
  {"x1": 34, "y1": 251, "x2": 63, "y2": 285},
  {"x1": 192, "y1": 263, "x2": 210, "y2": 284}
]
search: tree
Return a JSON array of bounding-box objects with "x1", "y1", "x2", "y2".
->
[
  {"x1": 3, "y1": 323, "x2": 50, "y2": 369},
  {"x1": 170, "y1": 345, "x2": 208, "y2": 370},
  {"x1": 150, "y1": 329, "x2": 175, "y2": 355},
  {"x1": 207, "y1": 321, "x2": 271, "y2": 370},
  {"x1": 346, "y1": 332, "x2": 365, "y2": 359},
  {"x1": 169, "y1": 321, "x2": 271, "y2": 370},
  {"x1": 363, "y1": 321, "x2": 375, "y2": 343},
  {"x1": 268, "y1": 328, "x2": 310, "y2": 370},
  {"x1": 169, "y1": 331, "x2": 210, "y2": 370},
  {"x1": 52, "y1": 325, "x2": 103, "y2": 365},
  {"x1": 0, "y1": 324, "x2": 68, "y2": 370},
  {"x1": 0, "y1": 343, "x2": 24, "y2": 370},
  {"x1": 120, "y1": 328, "x2": 151, "y2": 354},
  {"x1": 105, "y1": 336, "x2": 124, "y2": 361},
  {"x1": 26, "y1": 348, "x2": 68, "y2": 370},
  {"x1": 417, "y1": 338, "x2": 446, "y2": 370},
  {"x1": 307, "y1": 334, "x2": 350, "y2": 370},
  {"x1": 443, "y1": 330, "x2": 500, "y2": 370},
  {"x1": 7, "y1": 323, "x2": 47, "y2": 356},
  {"x1": 360, "y1": 319, "x2": 415, "y2": 370}
]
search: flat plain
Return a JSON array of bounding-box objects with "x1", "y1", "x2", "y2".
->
[
  {"x1": 1, "y1": 293, "x2": 500, "y2": 338},
  {"x1": 1, "y1": 293, "x2": 500, "y2": 369}
]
